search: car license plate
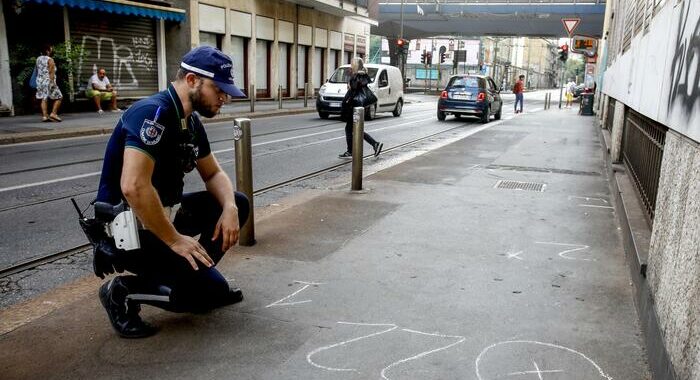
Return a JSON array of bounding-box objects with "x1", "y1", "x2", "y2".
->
[
  {"x1": 453, "y1": 93, "x2": 470, "y2": 100},
  {"x1": 329, "y1": 102, "x2": 341, "y2": 107}
]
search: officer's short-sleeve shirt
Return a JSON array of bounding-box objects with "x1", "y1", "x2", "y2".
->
[{"x1": 96, "y1": 85, "x2": 211, "y2": 207}]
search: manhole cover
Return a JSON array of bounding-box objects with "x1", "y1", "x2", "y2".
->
[{"x1": 494, "y1": 180, "x2": 546, "y2": 192}]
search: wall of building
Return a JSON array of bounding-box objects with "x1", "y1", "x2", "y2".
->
[
  {"x1": 602, "y1": 0, "x2": 699, "y2": 143},
  {"x1": 647, "y1": 131, "x2": 700, "y2": 380},
  {"x1": 186, "y1": 0, "x2": 371, "y2": 98},
  {"x1": 601, "y1": 1, "x2": 700, "y2": 378}
]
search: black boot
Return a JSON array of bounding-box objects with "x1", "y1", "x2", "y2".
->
[{"x1": 99, "y1": 276, "x2": 157, "y2": 338}]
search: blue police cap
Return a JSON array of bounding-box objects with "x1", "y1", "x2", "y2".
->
[{"x1": 180, "y1": 46, "x2": 246, "y2": 98}]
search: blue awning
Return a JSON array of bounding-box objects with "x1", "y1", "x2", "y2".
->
[{"x1": 22, "y1": 0, "x2": 186, "y2": 22}]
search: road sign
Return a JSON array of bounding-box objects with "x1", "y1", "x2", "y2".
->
[{"x1": 561, "y1": 18, "x2": 581, "y2": 37}]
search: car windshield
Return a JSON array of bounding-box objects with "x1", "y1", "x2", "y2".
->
[
  {"x1": 448, "y1": 76, "x2": 479, "y2": 88},
  {"x1": 329, "y1": 67, "x2": 379, "y2": 83}
]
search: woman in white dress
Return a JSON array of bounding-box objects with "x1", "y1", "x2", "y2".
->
[{"x1": 35, "y1": 44, "x2": 63, "y2": 122}]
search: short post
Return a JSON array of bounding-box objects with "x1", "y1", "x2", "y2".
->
[
  {"x1": 249, "y1": 84, "x2": 255, "y2": 113},
  {"x1": 278, "y1": 85, "x2": 283, "y2": 109},
  {"x1": 351, "y1": 107, "x2": 365, "y2": 191},
  {"x1": 303, "y1": 82, "x2": 308, "y2": 108},
  {"x1": 233, "y1": 118, "x2": 256, "y2": 246},
  {"x1": 545, "y1": 93, "x2": 549, "y2": 109}
]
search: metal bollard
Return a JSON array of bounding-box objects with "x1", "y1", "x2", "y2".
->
[
  {"x1": 249, "y1": 84, "x2": 255, "y2": 113},
  {"x1": 303, "y1": 82, "x2": 308, "y2": 108},
  {"x1": 351, "y1": 107, "x2": 365, "y2": 191},
  {"x1": 278, "y1": 85, "x2": 283, "y2": 109},
  {"x1": 233, "y1": 118, "x2": 256, "y2": 246},
  {"x1": 544, "y1": 93, "x2": 549, "y2": 109}
]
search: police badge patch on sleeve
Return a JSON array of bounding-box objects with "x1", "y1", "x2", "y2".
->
[{"x1": 140, "y1": 119, "x2": 165, "y2": 145}]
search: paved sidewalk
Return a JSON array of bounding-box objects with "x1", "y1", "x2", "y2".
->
[{"x1": 0, "y1": 108, "x2": 649, "y2": 379}]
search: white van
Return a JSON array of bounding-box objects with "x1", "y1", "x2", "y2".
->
[{"x1": 316, "y1": 63, "x2": 404, "y2": 120}]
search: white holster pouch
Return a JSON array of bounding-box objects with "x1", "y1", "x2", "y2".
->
[{"x1": 109, "y1": 210, "x2": 141, "y2": 251}]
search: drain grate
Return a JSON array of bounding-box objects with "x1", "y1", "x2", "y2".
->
[{"x1": 494, "y1": 180, "x2": 546, "y2": 192}]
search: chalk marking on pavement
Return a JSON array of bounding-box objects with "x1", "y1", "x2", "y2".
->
[
  {"x1": 505, "y1": 250, "x2": 524, "y2": 261},
  {"x1": 578, "y1": 204, "x2": 615, "y2": 209},
  {"x1": 265, "y1": 280, "x2": 325, "y2": 308},
  {"x1": 535, "y1": 242, "x2": 592, "y2": 261},
  {"x1": 475, "y1": 340, "x2": 613, "y2": 380},
  {"x1": 380, "y1": 328, "x2": 466, "y2": 380},
  {"x1": 307, "y1": 322, "x2": 398, "y2": 372},
  {"x1": 507, "y1": 361, "x2": 564, "y2": 379},
  {"x1": 569, "y1": 196, "x2": 609, "y2": 204}
]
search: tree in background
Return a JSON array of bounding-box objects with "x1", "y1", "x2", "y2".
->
[
  {"x1": 368, "y1": 35, "x2": 383, "y2": 64},
  {"x1": 564, "y1": 57, "x2": 585, "y2": 83}
]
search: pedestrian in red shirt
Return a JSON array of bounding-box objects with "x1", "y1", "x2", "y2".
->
[{"x1": 513, "y1": 75, "x2": 525, "y2": 114}]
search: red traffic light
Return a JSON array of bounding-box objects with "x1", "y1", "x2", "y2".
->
[
  {"x1": 561, "y1": 44, "x2": 569, "y2": 52},
  {"x1": 397, "y1": 39, "x2": 405, "y2": 47}
]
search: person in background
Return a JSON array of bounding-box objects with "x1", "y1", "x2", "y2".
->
[
  {"x1": 35, "y1": 44, "x2": 62, "y2": 122},
  {"x1": 339, "y1": 57, "x2": 383, "y2": 159},
  {"x1": 88, "y1": 68, "x2": 121, "y2": 114},
  {"x1": 565, "y1": 79, "x2": 576, "y2": 108},
  {"x1": 512, "y1": 74, "x2": 525, "y2": 114}
]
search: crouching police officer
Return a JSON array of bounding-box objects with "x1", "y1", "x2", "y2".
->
[{"x1": 91, "y1": 46, "x2": 249, "y2": 338}]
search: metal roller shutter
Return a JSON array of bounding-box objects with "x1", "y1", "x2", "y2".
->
[{"x1": 70, "y1": 10, "x2": 158, "y2": 98}]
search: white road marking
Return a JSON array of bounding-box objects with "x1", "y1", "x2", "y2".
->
[
  {"x1": 306, "y1": 322, "x2": 398, "y2": 372},
  {"x1": 475, "y1": 340, "x2": 613, "y2": 380},
  {"x1": 0, "y1": 171, "x2": 101, "y2": 193},
  {"x1": 535, "y1": 241, "x2": 592, "y2": 261}
]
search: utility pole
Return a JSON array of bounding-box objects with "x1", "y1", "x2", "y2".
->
[{"x1": 399, "y1": 0, "x2": 405, "y2": 91}]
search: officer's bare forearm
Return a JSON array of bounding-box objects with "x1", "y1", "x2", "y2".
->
[
  {"x1": 204, "y1": 171, "x2": 237, "y2": 211},
  {"x1": 122, "y1": 182, "x2": 179, "y2": 245}
]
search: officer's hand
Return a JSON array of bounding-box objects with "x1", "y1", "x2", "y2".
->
[
  {"x1": 212, "y1": 206, "x2": 240, "y2": 252},
  {"x1": 168, "y1": 234, "x2": 214, "y2": 270}
]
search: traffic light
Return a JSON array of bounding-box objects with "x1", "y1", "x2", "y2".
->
[
  {"x1": 558, "y1": 44, "x2": 569, "y2": 62},
  {"x1": 440, "y1": 52, "x2": 446, "y2": 64},
  {"x1": 396, "y1": 38, "x2": 408, "y2": 54},
  {"x1": 426, "y1": 52, "x2": 432, "y2": 65},
  {"x1": 421, "y1": 51, "x2": 427, "y2": 64}
]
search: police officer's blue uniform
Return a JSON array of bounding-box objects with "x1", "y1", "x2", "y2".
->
[{"x1": 93, "y1": 46, "x2": 249, "y2": 338}]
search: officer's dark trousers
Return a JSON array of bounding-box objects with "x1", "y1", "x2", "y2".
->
[{"x1": 121, "y1": 191, "x2": 249, "y2": 312}]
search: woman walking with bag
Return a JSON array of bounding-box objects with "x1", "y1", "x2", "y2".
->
[{"x1": 339, "y1": 58, "x2": 383, "y2": 159}]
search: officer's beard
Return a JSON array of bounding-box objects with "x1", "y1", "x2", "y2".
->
[{"x1": 191, "y1": 81, "x2": 219, "y2": 118}]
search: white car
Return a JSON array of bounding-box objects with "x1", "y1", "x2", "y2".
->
[{"x1": 316, "y1": 63, "x2": 404, "y2": 120}]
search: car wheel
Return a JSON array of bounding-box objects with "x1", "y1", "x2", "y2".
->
[
  {"x1": 437, "y1": 110, "x2": 446, "y2": 121},
  {"x1": 480, "y1": 106, "x2": 490, "y2": 124},
  {"x1": 319, "y1": 111, "x2": 329, "y2": 119},
  {"x1": 494, "y1": 105, "x2": 502, "y2": 120},
  {"x1": 392, "y1": 99, "x2": 403, "y2": 117},
  {"x1": 365, "y1": 104, "x2": 376, "y2": 121}
]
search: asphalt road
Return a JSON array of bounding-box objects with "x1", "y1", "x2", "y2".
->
[{"x1": 0, "y1": 93, "x2": 542, "y2": 271}]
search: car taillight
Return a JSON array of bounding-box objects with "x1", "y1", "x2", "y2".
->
[
  {"x1": 477, "y1": 92, "x2": 485, "y2": 102},
  {"x1": 440, "y1": 91, "x2": 448, "y2": 99}
]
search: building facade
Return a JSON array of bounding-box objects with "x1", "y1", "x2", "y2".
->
[
  {"x1": 0, "y1": 0, "x2": 375, "y2": 114},
  {"x1": 177, "y1": 0, "x2": 373, "y2": 99},
  {"x1": 380, "y1": 36, "x2": 557, "y2": 91},
  {"x1": 597, "y1": 0, "x2": 700, "y2": 379}
]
